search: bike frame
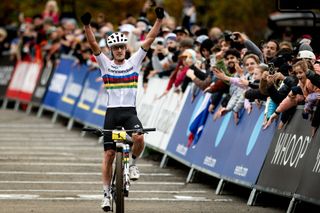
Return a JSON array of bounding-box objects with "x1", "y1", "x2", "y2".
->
[
  {"x1": 110, "y1": 140, "x2": 130, "y2": 213},
  {"x1": 82, "y1": 127, "x2": 155, "y2": 213}
]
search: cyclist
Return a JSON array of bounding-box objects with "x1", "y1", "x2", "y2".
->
[{"x1": 80, "y1": 7, "x2": 164, "y2": 212}]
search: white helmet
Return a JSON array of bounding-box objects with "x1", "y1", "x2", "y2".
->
[
  {"x1": 107, "y1": 32, "x2": 128, "y2": 48},
  {"x1": 297, "y1": 50, "x2": 316, "y2": 60}
]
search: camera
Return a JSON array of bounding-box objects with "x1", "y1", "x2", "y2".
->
[
  {"x1": 223, "y1": 31, "x2": 239, "y2": 42},
  {"x1": 268, "y1": 62, "x2": 275, "y2": 75},
  {"x1": 229, "y1": 34, "x2": 239, "y2": 41},
  {"x1": 223, "y1": 31, "x2": 233, "y2": 42}
]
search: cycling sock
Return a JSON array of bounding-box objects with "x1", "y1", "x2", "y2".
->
[
  {"x1": 131, "y1": 155, "x2": 137, "y2": 165},
  {"x1": 103, "y1": 185, "x2": 110, "y2": 197}
]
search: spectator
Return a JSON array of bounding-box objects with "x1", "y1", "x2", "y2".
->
[
  {"x1": 0, "y1": 27, "x2": 9, "y2": 55},
  {"x1": 262, "y1": 40, "x2": 279, "y2": 63},
  {"x1": 212, "y1": 49, "x2": 245, "y2": 124},
  {"x1": 42, "y1": 0, "x2": 60, "y2": 25},
  {"x1": 173, "y1": 26, "x2": 189, "y2": 42},
  {"x1": 264, "y1": 60, "x2": 320, "y2": 135},
  {"x1": 158, "y1": 48, "x2": 197, "y2": 99}
]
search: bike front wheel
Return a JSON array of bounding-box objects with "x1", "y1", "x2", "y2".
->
[{"x1": 115, "y1": 151, "x2": 124, "y2": 213}]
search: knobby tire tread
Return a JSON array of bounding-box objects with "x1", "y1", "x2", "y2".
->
[{"x1": 116, "y1": 151, "x2": 124, "y2": 213}]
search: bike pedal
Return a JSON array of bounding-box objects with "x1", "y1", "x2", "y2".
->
[
  {"x1": 124, "y1": 189, "x2": 129, "y2": 197},
  {"x1": 102, "y1": 206, "x2": 111, "y2": 212}
]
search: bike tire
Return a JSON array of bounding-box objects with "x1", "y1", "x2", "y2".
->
[{"x1": 115, "y1": 151, "x2": 124, "y2": 213}]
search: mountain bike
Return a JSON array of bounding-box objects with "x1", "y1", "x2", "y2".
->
[{"x1": 82, "y1": 126, "x2": 156, "y2": 213}]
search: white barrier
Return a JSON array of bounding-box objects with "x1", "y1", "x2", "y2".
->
[{"x1": 137, "y1": 76, "x2": 190, "y2": 152}]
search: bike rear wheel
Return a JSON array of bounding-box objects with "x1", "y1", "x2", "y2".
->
[{"x1": 115, "y1": 151, "x2": 124, "y2": 213}]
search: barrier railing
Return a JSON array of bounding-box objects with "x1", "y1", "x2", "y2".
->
[{"x1": 1, "y1": 55, "x2": 319, "y2": 212}]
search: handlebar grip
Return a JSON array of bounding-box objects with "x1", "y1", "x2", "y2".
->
[
  {"x1": 143, "y1": 128, "x2": 156, "y2": 132},
  {"x1": 82, "y1": 127, "x2": 99, "y2": 132}
]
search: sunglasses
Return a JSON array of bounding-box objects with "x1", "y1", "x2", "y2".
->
[{"x1": 112, "y1": 45, "x2": 126, "y2": 50}]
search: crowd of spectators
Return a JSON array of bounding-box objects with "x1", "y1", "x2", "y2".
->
[{"x1": 0, "y1": 0, "x2": 320, "y2": 136}]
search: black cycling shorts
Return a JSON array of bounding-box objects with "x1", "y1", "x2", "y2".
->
[{"x1": 103, "y1": 107, "x2": 143, "y2": 151}]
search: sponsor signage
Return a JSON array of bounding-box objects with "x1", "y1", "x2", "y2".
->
[
  {"x1": 295, "y1": 129, "x2": 320, "y2": 204},
  {"x1": 256, "y1": 109, "x2": 313, "y2": 194},
  {"x1": 41, "y1": 58, "x2": 73, "y2": 110},
  {"x1": 0, "y1": 55, "x2": 15, "y2": 98}
]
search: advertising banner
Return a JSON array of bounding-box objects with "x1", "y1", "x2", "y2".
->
[
  {"x1": 0, "y1": 55, "x2": 15, "y2": 98},
  {"x1": 295, "y1": 129, "x2": 320, "y2": 204},
  {"x1": 6, "y1": 61, "x2": 42, "y2": 102},
  {"x1": 256, "y1": 109, "x2": 313, "y2": 195},
  {"x1": 54, "y1": 63, "x2": 88, "y2": 117},
  {"x1": 18, "y1": 62, "x2": 42, "y2": 102},
  {"x1": 31, "y1": 59, "x2": 55, "y2": 105},
  {"x1": 6, "y1": 61, "x2": 30, "y2": 99},
  {"x1": 165, "y1": 90, "x2": 201, "y2": 165},
  {"x1": 167, "y1": 96, "x2": 275, "y2": 181},
  {"x1": 221, "y1": 106, "x2": 276, "y2": 185},
  {"x1": 41, "y1": 57, "x2": 74, "y2": 111},
  {"x1": 186, "y1": 108, "x2": 230, "y2": 175},
  {"x1": 72, "y1": 69, "x2": 101, "y2": 126},
  {"x1": 84, "y1": 85, "x2": 108, "y2": 128}
]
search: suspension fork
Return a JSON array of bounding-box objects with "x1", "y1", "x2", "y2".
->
[{"x1": 123, "y1": 144, "x2": 130, "y2": 194}]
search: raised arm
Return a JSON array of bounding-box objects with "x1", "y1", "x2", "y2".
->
[
  {"x1": 81, "y1": 12, "x2": 101, "y2": 55},
  {"x1": 141, "y1": 7, "x2": 164, "y2": 51}
]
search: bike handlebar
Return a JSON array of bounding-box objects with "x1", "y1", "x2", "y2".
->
[{"x1": 82, "y1": 127, "x2": 156, "y2": 137}]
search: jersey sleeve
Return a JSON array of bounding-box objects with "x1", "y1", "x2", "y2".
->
[
  {"x1": 94, "y1": 52, "x2": 111, "y2": 75},
  {"x1": 128, "y1": 47, "x2": 147, "y2": 69}
]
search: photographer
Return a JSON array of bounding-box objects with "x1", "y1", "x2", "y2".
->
[{"x1": 150, "y1": 37, "x2": 173, "y2": 78}]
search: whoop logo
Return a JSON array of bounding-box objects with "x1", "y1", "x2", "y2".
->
[
  {"x1": 246, "y1": 112, "x2": 264, "y2": 156},
  {"x1": 214, "y1": 112, "x2": 232, "y2": 147}
]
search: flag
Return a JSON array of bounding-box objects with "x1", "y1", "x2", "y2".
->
[{"x1": 187, "y1": 93, "x2": 211, "y2": 148}]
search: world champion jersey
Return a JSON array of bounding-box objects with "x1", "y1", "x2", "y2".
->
[{"x1": 95, "y1": 47, "x2": 147, "y2": 108}]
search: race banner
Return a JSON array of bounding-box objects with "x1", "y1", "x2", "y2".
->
[
  {"x1": 167, "y1": 94, "x2": 276, "y2": 181},
  {"x1": 31, "y1": 59, "x2": 55, "y2": 105},
  {"x1": 0, "y1": 55, "x2": 15, "y2": 99},
  {"x1": 6, "y1": 61, "x2": 42, "y2": 102},
  {"x1": 54, "y1": 63, "x2": 88, "y2": 117},
  {"x1": 165, "y1": 91, "x2": 229, "y2": 171},
  {"x1": 84, "y1": 84, "x2": 108, "y2": 128},
  {"x1": 72, "y1": 69, "x2": 102, "y2": 126},
  {"x1": 256, "y1": 108, "x2": 313, "y2": 195},
  {"x1": 6, "y1": 61, "x2": 29, "y2": 99},
  {"x1": 295, "y1": 129, "x2": 320, "y2": 204},
  {"x1": 221, "y1": 106, "x2": 276, "y2": 185},
  {"x1": 18, "y1": 62, "x2": 42, "y2": 102},
  {"x1": 41, "y1": 57, "x2": 74, "y2": 111}
]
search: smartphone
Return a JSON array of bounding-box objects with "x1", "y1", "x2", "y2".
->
[
  {"x1": 268, "y1": 62, "x2": 275, "y2": 75},
  {"x1": 210, "y1": 54, "x2": 216, "y2": 66}
]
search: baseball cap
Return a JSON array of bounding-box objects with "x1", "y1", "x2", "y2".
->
[
  {"x1": 164, "y1": 33, "x2": 177, "y2": 42},
  {"x1": 196, "y1": 35, "x2": 209, "y2": 44},
  {"x1": 173, "y1": 26, "x2": 189, "y2": 35},
  {"x1": 297, "y1": 50, "x2": 316, "y2": 60}
]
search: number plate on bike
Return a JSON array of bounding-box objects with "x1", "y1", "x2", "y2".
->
[{"x1": 112, "y1": 130, "x2": 126, "y2": 140}]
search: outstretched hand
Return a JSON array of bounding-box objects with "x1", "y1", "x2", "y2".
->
[
  {"x1": 263, "y1": 112, "x2": 278, "y2": 129},
  {"x1": 81, "y1": 12, "x2": 92, "y2": 25},
  {"x1": 155, "y1": 7, "x2": 165, "y2": 19}
]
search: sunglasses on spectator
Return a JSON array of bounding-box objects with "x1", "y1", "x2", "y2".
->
[{"x1": 112, "y1": 45, "x2": 126, "y2": 50}]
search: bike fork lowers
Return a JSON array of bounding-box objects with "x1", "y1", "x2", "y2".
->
[{"x1": 123, "y1": 144, "x2": 130, "y2": 196}]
